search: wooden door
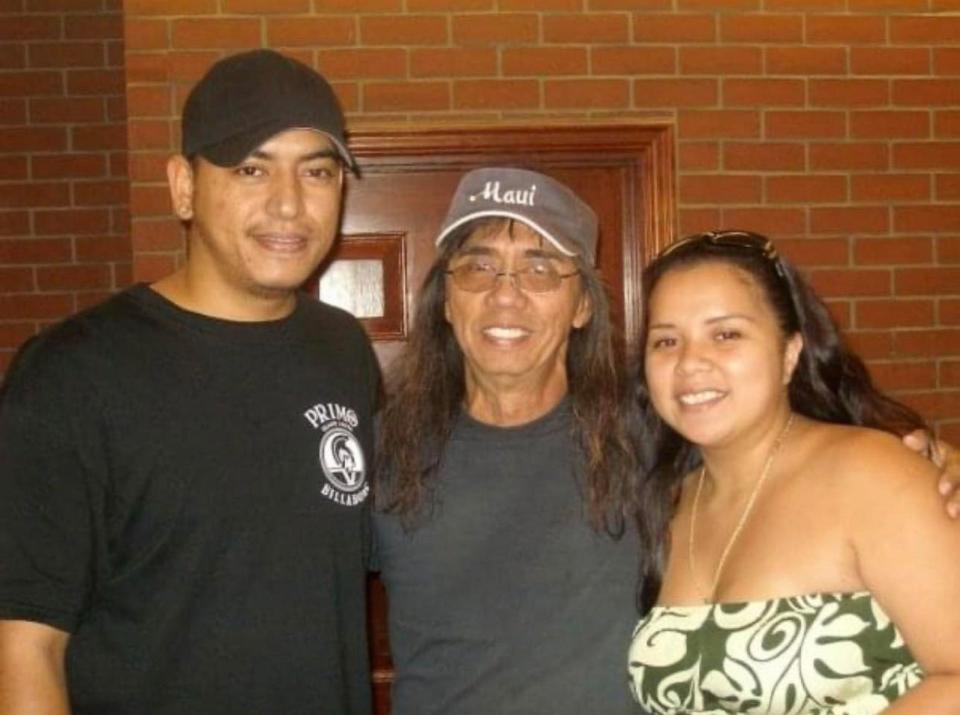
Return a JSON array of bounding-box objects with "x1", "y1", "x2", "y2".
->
[{"x1": 305, "y1": 122, "x2": 676, "y2": 715}]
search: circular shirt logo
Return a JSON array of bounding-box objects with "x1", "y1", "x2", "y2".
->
[{"x1": 319, "y1": 427, "x2": 366, "y2": 493}]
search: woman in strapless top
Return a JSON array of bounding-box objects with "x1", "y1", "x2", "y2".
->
[{"x1": 628, "y1": 230, "x2": 960, "y2": 714}]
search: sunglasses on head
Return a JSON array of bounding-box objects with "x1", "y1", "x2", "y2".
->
[{"x1": 657, "y1": 230, "x2": 786, "y2": 278}]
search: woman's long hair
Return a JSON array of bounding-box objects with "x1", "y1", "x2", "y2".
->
[
  {"x1": 634, "y1": 232, "x2": 927, "y2": 613},
  {"x1": 376, "y1": 218, "x2": 639, "y2": 536}
]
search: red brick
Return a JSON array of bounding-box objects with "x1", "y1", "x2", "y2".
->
[
  {"x1": 869, "y1": 361, "x2": 937, "y2": 391},
  {"x1": 315, "y1": 49, "x2": 406, "y2": 80},
  {"x1": 224, "y1": 0, "x2": 310, "y2": 11},
  {"x1": 678, "y1": 110, "x2": 759, "y2": 139},
  {"x1": 723, "y1": 79, "x2": 804, "y2": 107},
  {"x1": 64, "y1": 13, "x2": 122, "y2": 40},
  {"x1": 935, "y1": 111, "x2": 960, "y2": 138},
  {"x1": 453, "y1": 79, "x2": 539, "y2": 109},
  {"x1": 32, "y1": 153, "x2": 107, "y2": 179},
  {"x1": 938, "y1": 237, "x2": 960, "y2": 263},
  {"x1": 941, "y1": 361, "x2": 960, "y2": 388},
  {"x1": 764, "y1": 0, "x2": 845, "y2": 8},
  {"x1": 901, "y1": 391, "x2": 960, "y2": 420},
  {"x1": 72, "y1": 123, "x2": 127, "y2": 151},
  {"x1": 633, "y1": 79, "x2": 717, "y2": 108},
  {"x1": 34, "y1": 208, "x2": 109, "y2": 236},
  {"x1": 28, "y1": 96, "x2": 105, "y2": 124},
  {"x1": 766, "y1": 46, "x2": 846, "y2": 75},
  {"x1": 590, "y1": 46, "x2": 675, "y2": 75},
  {"x1": 855, "y1": 236, "x2": 933, "y2": 265},
  {"x1": 809, "y1": 79, "x2": 889, "y2": 107},
  {"x1": 106, "y1": 96, "x2": 127, "y2": 123},
  {"x1": 720, "y1": 14, "x2": 801, "y2": 43},
  {"x1": 413, "y1": 0, "x2": 492, "y2": 8},
  {"x1": 313, "y1": 0, "x2": 400, "y2": 9},
  {"x1": 172, "y1": 19, "x2": 262, "y2": 49},
  {"x1": 0, "y1": 182, "x2": 70, "y2": 209},
  {"x1": 944, "y1": 299, "x2": 960, "y2": 323},
  {"x1": 131, "y1": 219, "x2": 184, "y2": 252},
  {"x1": 766, "y1": 175, "x2": 847, "y2": 203},
  {"x1": 851, "y1": 174, "x2": 930, "y2": 202},
  {"x1": 0, "y1": 237, "x2": 71, "y2": 263},
  {"x1": 124, "y1": 53, "x2": 170, "y2": 83},
  {"x1": 125, "y1": 85, "x2": 172, "y2": 118},
  {"x1": 893, "y1": 80, "x2": 960, "y2": 108},
  {"x1": 0, "y1": 71, "x2": 63, "y2": 97},
  {"x1": 74, "y1": 180, "x2": 129, "y2": 207},
  {"x1": 850, "y1": 111, "x2": 929, "y2": 140},
  {"x1": 0, "y1": 100, "x2": 26, "y2": 126},
  {"x1": 678, "y1": 208, "x2": 722, "y2": 235},
  {"x1": 124, "y1": 19, "x2": 169, "y2": 51},
  {"x1": 896, "y1": 206, "x2": 960, "y2": 233},
  {"x1": 111, "y1": 207, "x2": 130, "y2": 235},
  {"x1": 28, "y1": 41, "x2": 105, "y2": 68},
  {"x1": 766, "y1": 111, "x2": 845, "y2": 139},
  {"x1": 128, "y1": 119, "x2": 171, "y2": 150},
  {"x1": 857, "y1": 299, "x2": 935, "y2": 329},
  {"x1": 544, "y1": 79, "x2": 628, "y2": 109},
  {"x1": 0, "y1": 294, "x2": 74, "y2": 320},
  {"x1": 810, "y1": 142, "x2": 888, "y2": 170},
  {"x1": 75, "y1": 235, "x2": 132, "y2": 262},
  {"x1": 720, "y1": 207, "x2": 806, "y2": 235},
  {"x1": 267, "y1": 17, "x2": 357, "y2": 47},
  {"x1": 0, "y1": 157, "x2": 27, "y2": 181},
  {"x1": 591, "y1": 0, "x2": 671, "y2": 7},
  {"x1": 633, "y1": 14, "x2": 716, "y2": 43},
  {"x1": 67, "y1": 69, "x2": 126, "y2": 96},
  {"x1": 167, "y1": 51, "x2": 221, "y2": 83},
  {"x1": 891, "y1": 16, "x2": 960, "y2": 45},
  {"x1": 777, "y1": 236, "x2": 849, "y2": 266},
  {"x1": 846, "y1": 330, "x2": 893, "y2": 360},
  {"x1": 851, "y1": 47, "x2": 930, "y2": 76},
  {"x1": 364, "y1": 81, "x2": 450, "y2": 111},
  {"x1": 680, "y1": 46, "x2": 761, "y2": 75},
  {"x1": 806, "y1": 15, "x2": 885, "y2": 44},
  {"x1": 724, "y1": 142, "x2": 805, "y2": 171},
  {"x1": 411, "y1": 48, "x2": 496, "y2": 77},
  {"x1": 543, "y1": 13, "x2": 628, "y2": 43},
  {"x1": 896, "y1": 266, "x2": 960, "y2": 295},
  {"x1": 934, "y1": 48, "x2": 960, "y2": 76},
  {"x1": 503, "y1": 47, "x2": 587, "y2": 76},
  {"x1": 130, "y1": 185, "x2": 173, "y2": 216},
  {"x1": 0, "y1": 43, "x2": 24, "y2": 70},
  {"x1": 893, "y1": 143, "x2": 960, "y2": 170},
  {"x1": 850, "y1": 0, "x2": 934, "y2": 9},
  {"x1": 678, "y1": 141, "x2": 719, "y2": 170},
  {"x1": 451, "y1": 14, "x2": 536, "y2": 45},
  {"x1": 678, "y1": 0, "x2": 759, "y2": 8},
  {"x1": 809, "y1": 268, "x2": 891, "y2": 296},
  {"x1": 680, "y1": 174, "x2": 761, "y2": 204},
  {"x1": 0, "y1": 15, "x2": 61, "y2": 41},
  {"x1": 939, "y1": 422, "x2": 960, "y2": 446},
  {"x1": 0, "y1": 212, "x2": 29, "y2": 238},
  {"x1": 37, "y1": 264, "x2": 112, "y2": 291},
  {"x1": 811, "y1": 206, "x2": 890, "y2": 235},
  {"x1": 0, "y1": 323, "x2": 38, "y2": 351},
  {"x1": 133, "y1": 254, "x2": 179, "y2": 283},
  {"x1": 937, "y1": 174, "x2": 960, "y2": 201}
]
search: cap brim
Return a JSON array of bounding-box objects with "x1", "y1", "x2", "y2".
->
[{"x1": 435, "y1": 210, "x2": 577, "y2": 257}]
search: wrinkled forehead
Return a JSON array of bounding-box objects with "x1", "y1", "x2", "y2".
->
[{"x1": 456, "y1": 218, "x2": 564, "y2": 256}]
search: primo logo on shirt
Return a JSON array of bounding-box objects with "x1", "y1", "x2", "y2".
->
[{"x1": 303, "y1": 402, "x2": 369, "y2": 507}]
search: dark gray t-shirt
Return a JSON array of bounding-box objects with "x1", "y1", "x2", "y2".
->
[{"x1": 373, "y1": 400, "x2": 639, "y2": 715}]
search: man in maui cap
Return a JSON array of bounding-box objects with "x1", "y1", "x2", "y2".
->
[{"x1": 0, "y1": 49, "x2": 378, "y2": 715}]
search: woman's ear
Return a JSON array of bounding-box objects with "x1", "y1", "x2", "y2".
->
[{"x1": 782, "y1": 332, "x2": 804, "y2": 384}]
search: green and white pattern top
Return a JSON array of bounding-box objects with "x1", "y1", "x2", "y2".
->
[{"x1": 628, "y1": 591, "x2": 922, "y2": 715}]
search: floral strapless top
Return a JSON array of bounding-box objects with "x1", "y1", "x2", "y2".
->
[{"x1": 628, "y1": 592, "x2": 922, "y2": 715}]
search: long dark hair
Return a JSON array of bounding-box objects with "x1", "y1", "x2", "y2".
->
[
  {"x1": 376, "y1": 217, "x2": 639, "y2": 536},
  {"x1": 634, "y1": 230, "x2": 927, "y2": 613}
]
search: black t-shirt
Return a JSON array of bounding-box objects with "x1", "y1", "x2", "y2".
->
[
  {"x1": 0, "y1": 285, "x2": 378, "y2": 715},
  {"x1": 373, "y1": 400, "x2": 639, "y2": 715}
]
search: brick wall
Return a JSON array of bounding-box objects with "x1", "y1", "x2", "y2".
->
[
  {"x1": 0, "y1": 0, "x2": 131, "y2": 372},
  {"x1": 4, "y1": 0, "x2": 954, "y2": 437}
]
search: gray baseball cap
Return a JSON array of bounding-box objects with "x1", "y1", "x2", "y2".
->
[{"x1": 435, "y1": 167, "x2": 598, "y2": 264}]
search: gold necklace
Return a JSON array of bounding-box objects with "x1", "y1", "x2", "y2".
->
[{"x1": 687, "y1": 414, "x2": 795, "y2": 603}]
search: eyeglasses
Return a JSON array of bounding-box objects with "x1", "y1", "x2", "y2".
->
[
  {"x1": 445, "y1": 259, "x2": 580, "y2": 293},
  {"x1": 658, "y1": 230, "x2": 786, "y2": 278}
]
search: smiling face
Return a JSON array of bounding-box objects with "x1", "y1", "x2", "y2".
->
[
  {"x1": 168, "y1": 128, "x2": 344, "y2": 317},
  {"x1": 643, "y1": 260, "x2": 802, "y2": 450},
  {"x1": 443, "y1": 221, "x2": 592, "y2": 405}
]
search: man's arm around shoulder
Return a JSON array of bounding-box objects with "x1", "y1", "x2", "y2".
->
[{"x1": 0, "y1": 620, "x2": 69, "y2": 715}]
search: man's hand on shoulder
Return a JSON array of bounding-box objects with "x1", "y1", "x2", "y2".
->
[{"x1": 903, "y1": 430, "x2": 960, "y2": 519}]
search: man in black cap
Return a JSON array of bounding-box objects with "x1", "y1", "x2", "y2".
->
[{"x1": 0, "y1": 49, "x2": 377, "y2": 715}]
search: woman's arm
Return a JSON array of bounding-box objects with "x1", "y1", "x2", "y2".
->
[{"x1": 0, "y1": 619, "x2": 71, "y2": 715}]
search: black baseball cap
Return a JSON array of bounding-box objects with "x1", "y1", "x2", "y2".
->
[
  {"x1": 181, "y1": 49, "x2": 358, "y2": 172},
  {"x1": 436, "y1": 168, "x2": 598, "y2": 264}
]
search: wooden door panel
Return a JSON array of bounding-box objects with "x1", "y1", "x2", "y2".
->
[{"x1": 306, "y1": 122, "x2": 676, "y2": 715}]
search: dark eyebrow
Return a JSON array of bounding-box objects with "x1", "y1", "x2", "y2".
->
[
  {"x1": 245, "y1": 148, "x2": 341, "y2": 163},
  {"x1": 455, "y1": 246, "x2": 497, "y2": 257}
]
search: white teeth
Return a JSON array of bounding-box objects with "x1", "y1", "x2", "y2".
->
[
  {"x1": 678, "y1": 390, "x2": 722, "y2": 405},
  {"x1": 484, "y1": 327, "x2": 528, "y2": 339}
]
